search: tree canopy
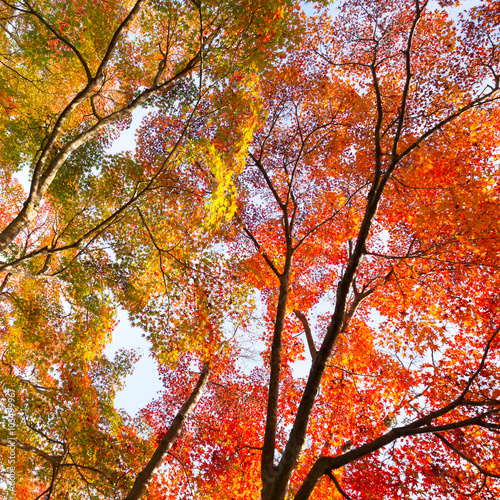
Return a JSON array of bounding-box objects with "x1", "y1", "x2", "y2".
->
[{"x1": 1, "y1": 0, "x2": 500, "y2": 499}]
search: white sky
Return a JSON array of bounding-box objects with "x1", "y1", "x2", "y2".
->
[{"x1": 103, "y1": 309, "x2": 162, "y2": 415}]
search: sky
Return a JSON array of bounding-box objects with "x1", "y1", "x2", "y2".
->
[{"x1": 103, "y1": 308, "x2": 162, "y2": 415}]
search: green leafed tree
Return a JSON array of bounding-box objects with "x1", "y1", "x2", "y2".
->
[{"x1": 1, "y1": 0, "x2": 500, "y2": 499}]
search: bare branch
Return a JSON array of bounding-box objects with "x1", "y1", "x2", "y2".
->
[{"x1": 294, "y1": 310, "x2": 317, "y2": 360}]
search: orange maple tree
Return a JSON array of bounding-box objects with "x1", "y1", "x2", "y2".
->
[{"x1": 1, "y1": 0, "x2": 500, "y2": 499}]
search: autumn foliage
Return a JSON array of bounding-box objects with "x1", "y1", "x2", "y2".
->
[{"x1": 1, "y1": 0, "x2": 500, "y2": 499}]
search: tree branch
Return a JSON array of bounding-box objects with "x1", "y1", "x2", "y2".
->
[
  {"x1": 294, "y1": 310, "x2": 317, "y2": 360},
  {"x1": 123, "y1": 363, "x2": 209, "y2": 500},
  {"x1": 0, "y1": 437, "x2": 60, "y2": 464}
]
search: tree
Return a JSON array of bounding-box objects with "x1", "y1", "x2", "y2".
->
[
  {"x1": 0, "y1": 0, "x2": 293, "y2": 497},
  {"x1": 1, "y1": 0, "x2": 500, "y2": 499}
]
